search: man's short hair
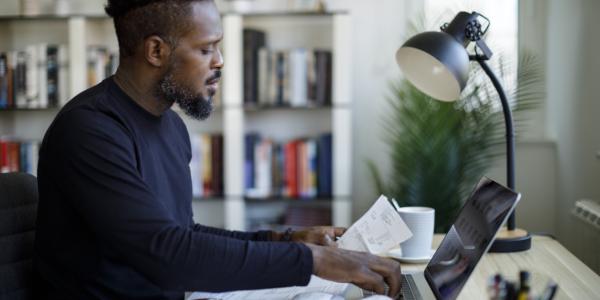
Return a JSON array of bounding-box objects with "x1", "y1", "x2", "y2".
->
[{"x1": 105, "y1": 0, "x2": 210, "y2": 58}]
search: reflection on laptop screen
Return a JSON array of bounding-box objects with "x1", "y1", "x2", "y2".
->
[{"x1": 424, "y1": 178, "x2": 520, "y2": 300}]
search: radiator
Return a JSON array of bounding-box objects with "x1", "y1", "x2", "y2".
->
[
  {"x1": 572, "y1": 199, "x2": 600, "y2": 231},
  {"x1": 571, "y1": 199, "x2": 600, "y2": 275}
]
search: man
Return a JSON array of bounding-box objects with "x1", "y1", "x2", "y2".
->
[{"x1": 33, "y1": 0, "x2": 402, "y2": 299}]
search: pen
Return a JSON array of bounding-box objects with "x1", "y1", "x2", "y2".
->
[{"x1": 539, "y1": 281, "x2": 558, "y2": 300}]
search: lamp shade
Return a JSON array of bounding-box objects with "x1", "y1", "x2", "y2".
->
[{"x1": 396, "y1": 31, "x2": 470, "y2": 101}]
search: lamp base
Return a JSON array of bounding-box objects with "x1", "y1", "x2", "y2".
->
[{"x1": 489, "y1": 228, "x2": 531, "y2": 253}]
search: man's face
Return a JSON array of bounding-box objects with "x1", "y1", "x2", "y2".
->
[{"x1": 156, "y1": 1, "x2": 223, "y2": 120}]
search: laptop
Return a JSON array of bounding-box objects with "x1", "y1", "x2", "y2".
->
[{"x1": 396, "y1": 177, "x2": 521, "y2": 300}]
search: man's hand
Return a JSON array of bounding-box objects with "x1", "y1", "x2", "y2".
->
[
  {"x1": 272, "y1": 226, "x2": 346, "y2": 247},
  {"x1": 305, "y1": 244, "x2": 402, "y2": 298},
  {"x1": 292, "y1": 226, "x2": 346, "y2": 246}
]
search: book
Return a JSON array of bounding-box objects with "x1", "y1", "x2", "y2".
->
[
  {"x1": 284, "y1": 140, "x2": 299, "y2": 198},
  {"x1": 37, "y1": 44, "x2": 48, "y2": 108},
  {"x1": 257, "y1": 47, "x2": 271, "y2": 106},
  {"x1": 58, "y1": 45, "x2": 69, "y2": 106},
  {"x1": 314, "y1": 50, "x2": 332, "y2": 105},
  {"x1": 245, "y1": 133, "x2": 260, "y2": 192},
  {"x1": 200, "y1": 134, "x2": 213, "y2": 196},
  {"x1": 46, "y1": 45, "x2": 59, "y2": 107},
  {"x1": 317, "y1": 133, "x2": 332, "y2": 197},
  {"x1": 0, "y1": 53, "x2": 8, "y2": 109},
  {"x1": 289, "y1": 48, "x2": 308, "y2": 107},
  {"x1": 24, "y1": 45, "x2": 38, "y2": 108},
  {"x1": 211, "y1": 134, "x2": 223, "y2": 196},
  {"x1": 243, "y1": 29, "x2": 266, "y2": 105},
  {"x1": 189, "y1": 135, "x2": 203, "y2": 197}
]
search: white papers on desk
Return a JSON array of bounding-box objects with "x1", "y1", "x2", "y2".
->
[
  {"x1": 187, "y1": 275, "x2": 349, "y2": 300},
  {"x1": 337, "y1": 195, "x2": 413, "y2": 254}
]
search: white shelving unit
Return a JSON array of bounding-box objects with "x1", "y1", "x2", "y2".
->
[
  {"x1": 221, "y1": 12, "x2": 353, "y2": 230},
  {"x1": 0, "y1": 11, "x2": 353, "y2": 231}
]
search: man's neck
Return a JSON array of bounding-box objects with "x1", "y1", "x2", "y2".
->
[{"x1": 113, "y1": 65, "x2": 172, "y2": 116}]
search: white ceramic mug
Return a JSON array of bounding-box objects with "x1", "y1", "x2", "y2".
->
[{"x1": 398, "y1": 207, "x2": 435, "y2": 258}]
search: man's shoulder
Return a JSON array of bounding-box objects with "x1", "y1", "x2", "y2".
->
[{"x1": 53, "y1": 80, "x2": 127, "y2": 134}]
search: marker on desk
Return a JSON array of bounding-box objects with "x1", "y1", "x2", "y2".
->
[
  {"x1": 539, "y1": 281, "x2": 558, "y2": 300},
  {"x1": 517, "y1": 271, "x2": 531, "y2": 300}
]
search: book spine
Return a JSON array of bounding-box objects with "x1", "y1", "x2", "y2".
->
[
  {"x1": 285, "y1": 141, "x2": 298, "y2": 198},
  {"x1": 0, "y1": 53, "x2": 7, "y2": 109},
  {"x1": 306, "y1": 139, "x2": 317, "y2": 198},
  {"x1": 15, "y1": 51, "x2": 28, "y2": 108},
  {"x1": 211, "y1": 134, "x2": 223, "y2": 197},
  {"x1": 7, "y1": 141, "x2": 20, "y2": 172},
  {"x1": 0, "y1": 139, "x2": 8, "y2": 173},
  {"x1": 244, "y1": 133, "x2": 258, "y2": 192},
  {"x1": 24, "y1": 45, "x2": 38, "y2": 108},
  {"x1": 189, "y1": 134, "x2": 202, "y2": 197},
  {"x1": 201, "y1": 134, "x2": 212, "y2": 197},
  {"x1": 46, "y1": 45, "x2": 59, "y2": 107},
  {"x1": 243, "y1": 29, "x2": 266, "y2": 106},
  {"x1": 315, "y1": 50, "x2": 332, "y2": 105},
  {"x1": 290, "y1": 48, "x2": 308, "y2": 107},
  {"x1": 257, "y1": 47, "x2": 270, "y2": 106},
  {"x1": 37, "y1": 44, "x2": 48, "y2": 108},
  {"x1": 318, "y1": 133, "x2": 333, "y2": 197},
  {"x1": 58, "y1": 45, "x2": 69, "y2": 106}
]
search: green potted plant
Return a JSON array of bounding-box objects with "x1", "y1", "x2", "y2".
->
[{"x1": 368, "y1": 50, "x2": 543, "y2": 233}]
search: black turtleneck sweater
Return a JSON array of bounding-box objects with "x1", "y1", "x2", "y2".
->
[{"x1": 34, "y1": 77, "x2": 313, "y2": 299}]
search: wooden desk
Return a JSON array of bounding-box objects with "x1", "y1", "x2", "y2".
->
[{"x1": 397, "y1": 235, "x2": 600, "y2": 299}]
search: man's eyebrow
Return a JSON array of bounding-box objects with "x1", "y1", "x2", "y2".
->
[{"x1": 198, "y1": 34, "x2": 223, "y2": 45}]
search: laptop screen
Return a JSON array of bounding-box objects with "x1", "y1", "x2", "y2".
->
[{"x1": 423, "y1": 178, "x2": 520, "y2": 300}]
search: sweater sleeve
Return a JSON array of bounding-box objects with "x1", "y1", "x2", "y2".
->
[
  {"x1": 49, "y1": 109, "x2": 313, "y2": 292},
  {"x1": 190, "y1": 223, "x2": 273, "y2": 241}
]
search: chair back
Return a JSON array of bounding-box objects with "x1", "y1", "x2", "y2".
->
[{"x1": 0, "y1": 172, "x2": 38, "y2": 300}]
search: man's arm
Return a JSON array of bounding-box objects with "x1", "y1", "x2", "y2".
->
[
  {"x1": 49, "y1": 111, "x2": 313, "y2": 292},
  {"x1": 189, "y1": 223, "x2": 272, "y2": 241}
]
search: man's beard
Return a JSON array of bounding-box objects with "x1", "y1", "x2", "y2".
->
[{"x1": 156, "y1": 71, "x2": 214, "y2": 120}]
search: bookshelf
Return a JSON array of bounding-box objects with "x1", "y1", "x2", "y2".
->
[
  {"x1": 221, "y1": 12, "x2": 352, "y2": 230},
  {"x1": 0, "y1": 10, "x2": 353, "y2": 231}
]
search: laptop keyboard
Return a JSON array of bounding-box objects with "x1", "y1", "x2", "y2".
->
[
  {"x1": 400, "y1": 274, "x2": 421, "y2": 300},
  {"x1": 362, "y1": 274, "x2": 422, "y2": 300}
]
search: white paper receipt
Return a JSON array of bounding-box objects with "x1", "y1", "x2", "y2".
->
[{"x1": 337, "y1": 195, "x2": 412, "y2": 254}]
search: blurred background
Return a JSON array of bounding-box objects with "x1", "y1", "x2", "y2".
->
[{"x1": 0, "y1": 0, "x2": 598, "y2": 274}]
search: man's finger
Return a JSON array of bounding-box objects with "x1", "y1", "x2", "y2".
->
[
  {"x1": 332, "y1": 227, "x2": 346, "y2": 237},
  {"x1": 368, "y1": 258, "x2": 402, "y2": 297},
  {"x1": 323, "y1": 235, "x2": 337, "y2": 247},
  {"x1": 354, "y1": 270, "x2": 386, "y2": 296}
]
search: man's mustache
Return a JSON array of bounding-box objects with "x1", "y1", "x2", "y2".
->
[{"x1": 206, "y1": 70, "x2": 222, "y2": 84}]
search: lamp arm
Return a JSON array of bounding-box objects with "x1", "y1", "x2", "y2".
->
[{"x1": 473, "y1": 57, "x2": 516, "y2": 231}]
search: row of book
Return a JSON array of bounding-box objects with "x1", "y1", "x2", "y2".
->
[
  {"x1": 245, "y1": 133, "x2": 332, "y2": 199},
  {"x1": 0, "y1": 44, "x2": 69, "y2": 109},
  {"x1": 244, "y1": 29, "x2": 333, "y2": 108},
  {"x1": 190, "y1": 134, "x2": 224, "y2": 198},
  {"x1": 87, "y1": 46, "x2": 118, "y2": 88},
  {"x1": 0, "y1": 139, "x2": 39, "y2": 175},
  {"x1": 0, "y1": 44, "x2": 119, "y2": 110}
]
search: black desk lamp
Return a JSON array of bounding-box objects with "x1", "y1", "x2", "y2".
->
[{"x1": 395, "y1": 11, "x2": 531, "y2": 252}]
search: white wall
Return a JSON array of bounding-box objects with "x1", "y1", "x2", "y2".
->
[
  {"x1": 545, "y1": 0, "x2": 600, "y2": 273},
  {"x1": 322, "y1": 0, "x2": 423, "y2": 218}
]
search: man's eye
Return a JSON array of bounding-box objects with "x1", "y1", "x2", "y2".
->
[{"x1": 201, "y1": 49, "x2": 213, "y2": 55}]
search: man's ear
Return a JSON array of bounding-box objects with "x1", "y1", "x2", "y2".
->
[{"x1": 143, "y1": 35, "x2": 171, "y2": 68}]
